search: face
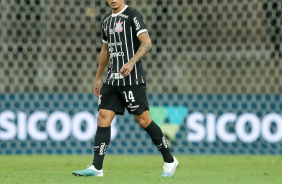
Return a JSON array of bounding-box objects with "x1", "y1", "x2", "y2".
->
[{"x1": 106, "y1": 0, "x2": 125, "y2": 12}]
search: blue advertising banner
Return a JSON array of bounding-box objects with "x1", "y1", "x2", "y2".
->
[{"x1": 0, "y1": 93, "x2": 281, "y2": 154}]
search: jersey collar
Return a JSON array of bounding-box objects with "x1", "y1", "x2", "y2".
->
[{"x1": 112, "y1": 5, "x2": 128, "y2": 17}]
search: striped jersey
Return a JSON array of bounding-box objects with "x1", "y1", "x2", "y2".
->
[{"x1": 101, "y1": 5, "x2": 147, "y2": 86}]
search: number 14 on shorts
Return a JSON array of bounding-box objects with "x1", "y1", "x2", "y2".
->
[{"x1": 123, "y1": 91, "x2": 135, "y2": 102}]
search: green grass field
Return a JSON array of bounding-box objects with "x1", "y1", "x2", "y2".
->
[{"x1": 0, "y1": 155, "x2": 281, "y2": 184}]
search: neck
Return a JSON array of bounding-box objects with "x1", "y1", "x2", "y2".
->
[{"x1": 112, "y1": 3, "x2": 126, "y2": 14}]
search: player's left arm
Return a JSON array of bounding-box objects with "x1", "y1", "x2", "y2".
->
[
  {"x1": 119, "y1": 32, "x2": 152, "y2": 77},
  {"x1": 133, "y1": 32, "x2": 152, "y2": 63}
]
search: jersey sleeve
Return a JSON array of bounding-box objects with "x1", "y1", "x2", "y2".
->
[
  {"x1": 101, "y1": 22, "x2": 108, "y2": 44},
  {"x1": 130, "y1": 9, "x2": 148, "y2": 37}
]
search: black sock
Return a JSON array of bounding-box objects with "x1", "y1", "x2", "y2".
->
[
  {"x1": 144, "y1": 121, "x2": 174, "y2": 163},
  {"x1": 92, "y1": 126, "x2": 111, "y2": 170}
]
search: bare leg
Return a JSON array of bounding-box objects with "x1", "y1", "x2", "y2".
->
[{"x1": 134, "y1": 110, "x2": 152, "y2": 128}]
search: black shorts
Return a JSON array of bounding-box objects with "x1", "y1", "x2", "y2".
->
[{"x1": 98, "y1": 84, "x2": 149, "y2": 116}]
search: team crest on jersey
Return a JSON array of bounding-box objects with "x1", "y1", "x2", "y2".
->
[{"x1": 115, "y1": 21, "x2": 123, "y2": 32}]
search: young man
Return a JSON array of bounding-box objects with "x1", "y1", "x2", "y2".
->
[{"x1": 72, "y1": 0, "x2": 178, "y2": 177}]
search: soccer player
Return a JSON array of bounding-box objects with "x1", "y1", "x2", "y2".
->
[{"x1": 72, "y1": 0, "x2": 178, "y2": 177}]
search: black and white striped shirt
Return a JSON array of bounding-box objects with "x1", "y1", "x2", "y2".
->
[{"x1": 101, "y1": 5, "x2": 147, "y2": 86}]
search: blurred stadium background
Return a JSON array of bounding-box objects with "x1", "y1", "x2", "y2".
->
[{"x1": 0, "y1": 0, "x2": 281, "y2": 155}]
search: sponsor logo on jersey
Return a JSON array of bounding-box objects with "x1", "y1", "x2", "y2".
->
[
  {"x1": 108, "y1": 42, "x2": 122, "y2": 47},
  {"x1": 119, "y1": 14, "x2": 129, "y2": 19},
  {"x1": 109, "y1": 47, "x2": 114, "y2": 53},
  {"x1": 115, "y1": 21, "x2": 124, "y2": 32},
  {"x1": 110, "y1": 29, "x2": 115, "y2": 34},
  {"x1": 110, "y1": 52, "x2": 124, "y2": 58},
  {"x1": 109, "y1": 73, "x2": 124, "y2": 80},
  {"x1": 133, "y1": 17, "x2": 140, "y2": 30}
]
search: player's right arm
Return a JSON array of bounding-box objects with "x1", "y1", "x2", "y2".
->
[{"x1": 93, "y1": 43, "x2": 110, "y2": 97}]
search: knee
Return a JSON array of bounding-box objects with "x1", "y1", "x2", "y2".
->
[
  {"x1": 97, "y1": 113, "x2": 105, "y2": 124},
  {"x1": 97, "y1": 110, "x2": 115, "y2": 127},
  {"x1": 136, "y1": 117, "x2": 150, "y2": 129},
  {"x1": 134, "y1": 111, "x2": 152, "y2": 128},
  {"x1": 97, "y1": 114, "x2": 107, "y2": 127}
]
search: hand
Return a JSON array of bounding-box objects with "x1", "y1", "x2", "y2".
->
[
  {"x1": 119, "y1": 61, "x2": 135, "y2": 77},
  {"x1": 93, "y1": 79, "x2": 102, "y2": 97}
]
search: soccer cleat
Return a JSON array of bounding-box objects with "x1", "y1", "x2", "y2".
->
[
  {"x1": 161, "y1": 156, "x2": 179, "y2": 177},
  {"x1": 72, "y1": 165, "x2": 103, "y2": 177}
]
